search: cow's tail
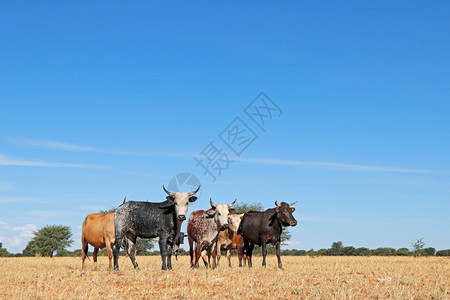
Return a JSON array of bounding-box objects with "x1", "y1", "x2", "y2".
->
[{"x1": 81, "y1": 220, "x2": 91, "y2": 261}]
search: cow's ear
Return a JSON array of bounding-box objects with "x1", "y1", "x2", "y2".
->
[
  {"x1": 189, "y1": 196, "x2": 197, "y2": 203},
  {"x1": 206, "y1": 211, "x2": 216, "y2": 218},
  {"x1": 228, "y1": 208, "x2": 235, "y2": 214},
  {"x1": 275, "y1": 207, "x2": 280, "y2": 212},
  {"x1": 291, "y1": 207, "x2": 295, "y2": 212},
  {"x1": 166, "y1": 196, "x2": 175, "y2": 202}
]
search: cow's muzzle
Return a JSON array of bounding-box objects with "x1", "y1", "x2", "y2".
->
[
  {"x1": 220, "y1": 224, "x2": 229, "y2": 230},
  {"x1": 290, "y1": 220, "x2": 298, "y2": 226},
  {"x1": 178, "y1": 215, "x2": 186, "y2": 221}
]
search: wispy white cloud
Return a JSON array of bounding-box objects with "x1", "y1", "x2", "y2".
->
[
  {"x1": 0, "y1": 154, "x2": 105, "y2": 169},
  {"x1": 0, "y1": 221, "x2": 37, "y2": 253},
  {"x1": 9, "y1": 137, "x2": 195, "y2": 158},
  {"x1": 0, "y1": 181, "x2": 13, "y2": 191},
  {"x1": 239, "y1": 157, "x2": 448, "y2": 174},
  {"x1": 26, "y1": 210, "x2": 79, "y2": 217},
  {"x1": 0, "y1": 195, "x2": 31, "y2": 204},
  {"x1": 11, "y1": 138, "x2": 102, "y2": 152},
  {"x1": 9, "y1": 137, "x2": 447, "y2": 175}
]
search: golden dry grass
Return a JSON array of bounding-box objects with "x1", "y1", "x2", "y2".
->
[{"x1": 0, "y1": 255, "x2": 449, "y2": 299}]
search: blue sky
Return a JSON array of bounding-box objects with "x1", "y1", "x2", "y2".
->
[{"x1": 1, "y1": 1, "x2": 449, "y2": 254}]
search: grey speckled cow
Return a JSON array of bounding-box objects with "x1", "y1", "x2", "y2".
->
[{"x1": 113, "y1": 186, "x2": 200, "y2": 271}]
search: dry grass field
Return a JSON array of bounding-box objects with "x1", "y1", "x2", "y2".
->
[{"x1": 1, "y1": 255, "x2": 449, "y2": 299}]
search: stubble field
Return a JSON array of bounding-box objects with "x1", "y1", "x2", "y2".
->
[{"x1": 0, "y1": 255, "x2": 449, "y2": 299}]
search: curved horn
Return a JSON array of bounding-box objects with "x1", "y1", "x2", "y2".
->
[
  {"x1": 123, "y1": 196, "x2": 127, "y2": 204},
  {"x1": 275, "y1": 201, "x2": 281, "y2": 207},
  {"x1": 288, "y1": 201, "x2": 297, "y2": 206},
  {"x1": 228, "y1": 198, "x2": 237, "y2": 208},
  {"x1": 210, "y1": 198, "x2": 217, "y2": 209},
  {"x1": 188, "y1": 185, "x2": 201, "y2": 196},
  {"x1": 163, "y1": 185, "x2": 175, "y2": 196}
]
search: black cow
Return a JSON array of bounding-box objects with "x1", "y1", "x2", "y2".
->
[
  {"x1": 238, "y1": 201, "x2": 297, "y2": 269},
  {"x1": 113, "y1": 186, "x2": 199, "y2": 270}
]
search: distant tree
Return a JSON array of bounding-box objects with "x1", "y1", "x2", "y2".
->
[
  {"x1": 423, "y1": 247, "x2": 436, "y2": 256},
  {"x1": 317, "y1": 248, "x2": 328, "y2": 256},
  {"x1": 306, "y1": 249, "x2": 318, "y2": 257},
  {"x1": 22, "y1": 225, "x2": 73, "y2": 258},
  {"x1": 56, "y1": 249, "x2": 72, "y2": 257},
  {"x1": 411, "y1": 238, "x2": 425, "y2": 257},
  {"x1": 233, "y1": 201, "x2": 264, "y2": 214},
  {"x1": 328, "y1": 241, "x2": 343, "y2": 256},
  {"x1": 355, "y1": 247, "x2": 372, "y2": 256},
  {"x1": 372, "y1": 247, "x2": 396, "y2": 256},
  {"x1": 135, "y1": 238, "x2": 155, "y2": 255},
  {"x1": 436, "y1": 249, "x2": 450, "y2": 256},
  {"x1": 0, "y1": 242, "x2": 12, "y2": 257},
  {"x1": 282, "y1": 249, "x2": 307, "y2": 256},
  {"x1": 342, "y1": 246, "x2": 356, "y2": 256},
  {"x1": 396, "y1": 248, "x2": 411, "y2": 256},
  {"x1": 99, "y1": 208, "x2": 116, "y2": 214}
]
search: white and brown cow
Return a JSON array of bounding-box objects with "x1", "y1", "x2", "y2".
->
[
  {"x1": 187, "y1": 198, "x2": 236, "y2": 269},
  {"x1": 215, "y1": 213, "x2": 244, "y2": 267}
]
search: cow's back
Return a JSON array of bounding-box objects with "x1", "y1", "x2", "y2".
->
[
  {"x1": 115, "y1": 201, "x2": 174, "y2": 239},
  {"x1": 83, "y1": 213, "x2": 107, "y2": 248},
  {"x1": 238, "y1": 210, "x2": 267, "y2": 246}
]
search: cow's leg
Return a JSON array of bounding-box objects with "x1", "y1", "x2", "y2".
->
[
  {"x1": 194, "y1": 243, "x2": 202, "y2": 268},
  {"x1": 227, "y1": 248, "x2": 232, "y2": 267},
  {"x1": 188, "y1": 237, "x2": 194, "y2": 268},
  {"x1": 201, "y1": 250, "x2": 208, "y2": 268},
  {"x1": 245, "y1": 242, "x2": 254, "y2": 268},
  {"x1": 243, "y1": 251, "x2": 247, "y2": 267},
  {"x1": 158, "y1": 237, "x2": 168, "y2": 271},
  {"x1": 93, "y1": 247, "x2": 99, "y2": 271},
  {"x1": 81, "y1": 240, "x2": 88, "y2": 270},
  {"x1": 126, "y1": 235, "x2": 139, "y2": 270},
  {"x1": 113, "y1": 241, "x2": 120, "y2": 271},
  {"x1": 237, "y1": 245, "x2": 244, "y2": 267},
  {"x1": 211, "y1": 243, "x2": 217, "y2": 269},
  {"x1": 261, "y1": 241, "x2": 268, "y2": 267},
  {"x1": 275, "y1": 241, "x2": 283, "y2": 269},
  {"x1": 166, "y1": 242, "x2": 173, "y2": 270},
  {"x1": 216, "y1": 248, "x2": 221, "y2": 267},
  {"x1": 105, "y1": 241, "x2": 113, "y2": 271}
]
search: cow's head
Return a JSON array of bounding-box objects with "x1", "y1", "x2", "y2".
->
[
  {"x1": 163, "y1": 185, "x2": 200, "y2": 221},
  {"x1": 275, "y1": 201, "x2": 297, "y2": 227},
  {"x1": 227, "y1": 213, "x2": 244, "y2": 233},
  {"x1": 208, "y1": 198, "x2": 236, "y2": 230}
]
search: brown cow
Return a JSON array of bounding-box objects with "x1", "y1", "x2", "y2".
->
[
  {"x1": 81, "y1": 203, "x2": 120, "y2": 271},
  {"x1": 231, "y1": 233, "x2": 246, "y2": 267}
]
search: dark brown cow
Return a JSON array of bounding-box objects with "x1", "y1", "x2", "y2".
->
[
  {"x1": 238, "y1": 201, "x2": 297, "y2": 269},
  {"x1": 187, "y1": 199, "x2": 236, "y2": 269},
  {"x1": 81, "y1": 211, "x2": 115, "y2": 270}
]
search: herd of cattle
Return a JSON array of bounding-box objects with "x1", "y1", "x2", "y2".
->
[{"x1": 81, "y1": 186, "x2": 297, "y2": 271}]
